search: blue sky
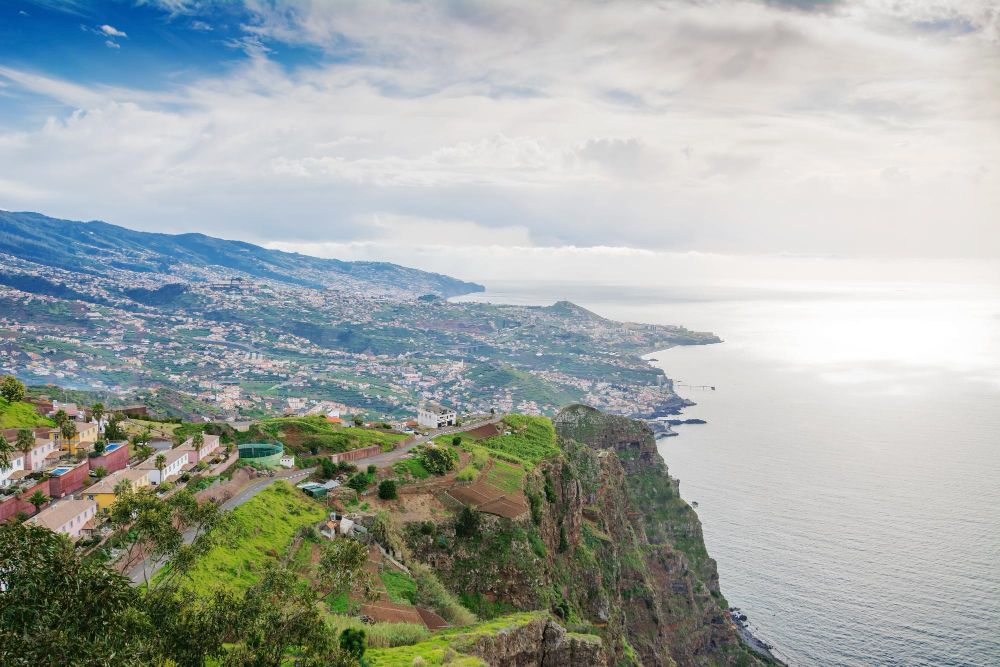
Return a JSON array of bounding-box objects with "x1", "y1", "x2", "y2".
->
[{"x1": 0, "y1": 0, "x2": 997, "y2": 276}]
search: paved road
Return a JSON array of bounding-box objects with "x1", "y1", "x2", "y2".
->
[
  {"x1": 365, "y1": 414, "x2": 503, "y2": 469},
  {"x1": 126, "y1": 466, "x2": 314, "y2": 586}
]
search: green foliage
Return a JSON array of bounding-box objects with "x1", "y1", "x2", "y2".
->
[
  {"x1": 529, "y1": 533, "x2": 547, "y2": 559},
  {"x1": 0, "y1": 375, "x2": 26, "y2": 404},
  {"x1": 452, "y1": 436, "x2": 462, "y2": 446},
  {"x1": 0, "y1": 398, "x2": 53, "y2": 429},
  {"x1": 484, "y1": 461, "x2": 523, "y2": 495},
  {"x1": 543, "y1": 473, "x2": 557, "y2": 503},
  {"x1": 339, "y1": 627, "x2": 366, "y2": 660},
  {"x1": 455, "y1": 506, "x2": 481, "y2": 540},
  {"x1": 528, "y1": 492, "x2": 543, "y2": 526},
  {"x1": 455, "y1": 465, "x2": 478, "y2": 482},
  {"x1": 367, "y1": 463, "x2": 377, "y2": 475},
  {"x1": 558, "y1": 525, "x2": 569, "y2": 553},
  {"x1": 346, "y1": 472, "x2": 371, "y2": 492},
  {"x1": 420, "y1": 445, "x2": 459, "y2": 475},
  {"x1": 381, "y1": 571, "x2": 418, "y2": 605},
  {"x1": 478, "y1": 415, "x2": 558, "y2": 469},
  {"x1": 319, "y1": 457, "x2": 339, "y2": 479},
  {"x1": 154, "y1": 481, "x2": 325, "y2": 593},
  {"x1": 409, "y1": 562, "x2": 477, "y2": 627},
  {"x1": 393, "y1": 457, "x2": 431, "y2": 481},
  {"x1": 378, "y1": 479, "x2": 399, "y2": 500},
  {"x1": 458, "y1": 592, "x2": 517, "y2": 620}
]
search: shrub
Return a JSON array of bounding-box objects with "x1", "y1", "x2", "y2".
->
[
  {"x1": 420, "y1": 446, "x2": 459, "y2": 475},
  {"x1": 454, "y1": 506, "x2": 480, "y2": 540},
  {"x1": 529, "y1": 533, "x2": 547, "y2": 559},
  {"x1": 543, "y1": 473, "x2": 557, "y2": 503},
  {"x1": 455, "y1": 466, "x2": 477, "y2": 482},
  {"x1": 558, "y1": 525, "x2": 569, "y2": 553},
  {"x1": 319, "y1": 458, "x2": 338, "y2": 479},
  {"x1": 529, "y1": 492, "x2": 543, "y2": 526},
  {"x1": 346, "y1": 473, "x2": 370, "y2": 492},
  {"x1": 452, "y1": 436, "x2": 462, "y2": 446},
  {"x1": 419, "y1": 520, "x2": 435, "y2": 536},
  {"x1": 367, "y1": 464, "x2": 377, "y2": 475},
  {"x1": 471, "y1": 448, "x2": 489, "y2": 470},
  {"x1": 339, "y1": 628, "x2": 366, "y2": 660},
  {"x1": 377, "y1": 480, "x2": 398, "y2": 500}
]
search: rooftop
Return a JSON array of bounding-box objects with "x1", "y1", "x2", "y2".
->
[
  {"x1": 421, "y1": 403, "x2": 455, "y2": 416},
  {"x1": 89, "y1": 468, "x2": 148, "y2": 492},
  {"x1": 29, "y1": 499, "x2": 97, "y2": 532}
]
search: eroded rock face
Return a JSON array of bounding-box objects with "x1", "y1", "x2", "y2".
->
[{"x1": 463, "y1": 617, "x2": 606, "y2": 667}]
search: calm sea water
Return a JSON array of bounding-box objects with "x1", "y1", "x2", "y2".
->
[{"x1": 456, "y1": 279, "x2": 1000, "y2": 667}]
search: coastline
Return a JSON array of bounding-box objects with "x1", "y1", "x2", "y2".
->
[{"x1": 645, "y1": 345, "x2": 786, "y2": 666}]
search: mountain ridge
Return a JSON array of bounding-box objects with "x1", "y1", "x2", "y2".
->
[{"x1": 0, "y1": 209, "x2": 484, "y2": 298}]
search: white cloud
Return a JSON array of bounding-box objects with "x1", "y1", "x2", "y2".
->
[
  {"x1": 105, "y1": 40, "x2": 120, "y2": 50},
  {"x1": 0, "y1": 0, "x2": 997, "y2": 261},
  {"x1": 99, "y1": 25, "x2": 127, "y2": 38}
]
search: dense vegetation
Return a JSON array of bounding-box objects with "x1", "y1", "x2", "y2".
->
[{"x1": 476, "y1": 414, "x2": 559, "y2": 469}]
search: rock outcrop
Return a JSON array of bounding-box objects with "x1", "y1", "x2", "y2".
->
[{"x1": 462, "y1": 616, "x2": 606, "y2": 667}]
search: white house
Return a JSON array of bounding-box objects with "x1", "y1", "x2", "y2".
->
[
  {"x1": 279, "y1": 454, "x2": 295, "y2": 468},
  {"x1": 0, "y1": 453, "x2": 25, "y2": 487},
  {"x1": 417, "y1": 403, "x2": 456, "y2": 429},
  {"x1": 137, "y1": 448, "x2": 190, "y2": 484},
  {"x1": 177, "y1": 434, "x2": 221, "y2": 464}
]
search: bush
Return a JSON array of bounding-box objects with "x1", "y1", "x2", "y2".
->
[
  {"x1": 455, "y1": 466, "x2": 477, "y2": 482},
  {"x1": 319, "y1": 458, "x2": 338, "y2": 479},
  {"x1": 420, "y1": 446, "x2": 459, "y2": 475},
  {"x1": 367, "y1": 464, "x2": 377, "y2": 475},
  {"x1": 543, "y1": 473, "x2": 557, "y2": 503},
  {"x1": 471, "y1": 448, "x2": 489, "y2": 470},
  {"x1": 377, "y1": 480, "x2": 398, "y2": 500},
  {"x1": 339, "y1": 628, "x2": 366, "y2": 660},
  {"x1": 529, "y1": 492, "x2": 543, "y2": 526},
  {"x1": 454, "y1": 506, "x2": 480, "y2": 540},
  {"x1": 346, "y1": 473, "x2": 370, "y2": 492},
  {"x1": 419, "y1": 520, "x2": 435, "y2": 536},
  {"x1": 452, "y1": 436, "x2": 462, "y2": 446}
]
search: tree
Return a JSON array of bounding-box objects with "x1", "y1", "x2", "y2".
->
[
  {"x1": 0, "y1": 434, "x2": 12, "y2": 473},
  {"x1": 93, "y1": 440, "x2": 106, "y2": 455},
  {"x1": 366, "y1": 463, "x2": 377, "y2": 475},
  {"x1": 16, "y1": 428, "x2": 34, "y2": 471},
  {"x1": 27, "y1": 490, "x2": 50, "y2": 514},
  {"x1": 455, "y1": 506, "x2": 481, "y2": 539},
  {"x1": 93, "y1": 466, "x2": 109, "y2": 481},
  {"x1": 420, "y1": 446, "x2": 459, "y2": 475},
  {"x1": 319, "y1": 458, "x2": 338, "y2": 480},
  {"x1": 0, "y1": 374, "x2": 25, "y2": 404},
  {"x1": 377, "y1": 480, "x2": 398, "y2": 500},
  {"x1": 52, "y1": 409, "x2": 69, "y2": 427},
  {"x1": 452, "y1": 436, "x2": 462, "y2": 446},
  {"x1": 352, "y1": 415, "x2": 363, "y2": 426},
  {"x1": 345, "y1": 472, "x2": 369, "y2": 492},
  {"x1": 490, "y1": 407, "x2": 495, "y2": 416},
  {"x1": 91, "y1": 402, "x2": 105, "y2": 432},
  {"x1": 154, "y1": 454, "x2": 167, "y2": 482},
  {"x1": 370, "y1": 510, "x2": 404, "y2": 555},
  {"x1": 137, "y1": 445, "x2": 154, "y2": 462},
  {"x1": 60, "y1": 420, "x2": 77, "y2": 445},
  {"x1": 103, "y1": 413, "x2": 126, "y2": 441},
  {"x1": 192, "y1": 432, "x2": 204, "y2": 448},
  {"x1": 339, "y1": 628, "x2": 366, "y2": 661}
]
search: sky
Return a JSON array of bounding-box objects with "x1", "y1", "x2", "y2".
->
[{"x1": 0, "y1": 0, "x2": 998, "y2": 284}]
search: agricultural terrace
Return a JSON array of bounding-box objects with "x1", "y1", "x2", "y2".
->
[
  {"x1": 476, "y1": 415, "x2": 559, "y2": 469},
  {"x1": 156, "y1": 480, "x2": 326, "y2": 593},
  {"x1": 366, "y1": 612, "x2": 549, "y2": 666},
  {"x1": 236, "y1": 415, "x2": 406, "y2": 456}
]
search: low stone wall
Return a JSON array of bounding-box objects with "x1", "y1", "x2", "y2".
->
[{"x1": 330, "y1": 444, "x2": 383, "y2": 463}]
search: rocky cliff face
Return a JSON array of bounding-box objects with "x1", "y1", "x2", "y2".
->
[
  {"x1": 462, "y1": 616, "x2": 606, "y2": 667},
  {"x1": 407, "y1": 405, "x2": 765, "y2": 667}
]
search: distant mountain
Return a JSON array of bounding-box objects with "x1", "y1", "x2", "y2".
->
[{"x1": 0, "y1": 210, "x2": 484, "y2": 297}]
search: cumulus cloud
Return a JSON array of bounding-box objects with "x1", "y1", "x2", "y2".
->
[
  {"x1": 105, "y1": 40, "x2": 120, "y2": 50},
  {"x1": 0, "y1": 0, "x2": 997, "y2": 261},
  {"x1": 99, "y1": 24, "x2": 127, "y2": 38}
]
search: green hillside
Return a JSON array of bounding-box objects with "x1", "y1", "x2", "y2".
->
[{"x1": 0, "y1": 400, "x2": 55, "y2": 428}]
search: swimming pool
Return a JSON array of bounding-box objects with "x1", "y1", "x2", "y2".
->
[{"x1": 50, "y1": 467, "x2": 71, "y2": 475}]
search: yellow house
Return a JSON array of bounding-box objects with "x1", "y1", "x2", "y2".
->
[
  {"x1": 83, "y1": 468, "x2": 150, "y2": 514},
  {"x1": 47, "y1": 421, "x2": 100, "y2": 454}
]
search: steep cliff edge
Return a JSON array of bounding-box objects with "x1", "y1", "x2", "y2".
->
[{"x1": 406, "y1": 405, "x2": 769, "y2": 666}]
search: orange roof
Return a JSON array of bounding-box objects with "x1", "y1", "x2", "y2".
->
[{"x1": 326, "y1": 417, "x2": 344, "y2": 424}]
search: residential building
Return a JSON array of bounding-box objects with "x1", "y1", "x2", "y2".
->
[
  {"x1": 417, "y1": 403, "x2": 456, "y2": 429},
  {"x1": 0, "y1": 453, "x2": 25, "y2": 487},
  {"x1": 28, "y1": 498, "x2": 99, "y2": 539},
  {"x1": 84, "y1": 468, "x2": 150, "y2": 513},
  {"x1": 177, "y1": 434, "x2": 221, "y2": 464},
  {"x1": 137, "y1": 448, "x2": 190, "y2": 484}
]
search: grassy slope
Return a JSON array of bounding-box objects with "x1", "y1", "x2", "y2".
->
[
  {"x1": 239, "y1": 416, "x2": 406, "y2": 456},
  {"x1": 0, "y1": 400, "x2": 55, "y2": 428},
  {"x1": 476, "y1": 415, "x2": 559, "y2": 469},
  {"x1": 366, "y1": 612, "x2": 546, "y2": 666},
  {"x1": 161, "y1": 480, "x2": 326, "y2": 594}
]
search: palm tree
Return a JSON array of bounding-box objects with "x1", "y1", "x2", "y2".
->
[
  {"x1": 60, "y1": 420, "x2": 77, "y2": 447},
  {"x1": 53, "y1": 409, "x2": 68, "y2": 427},
  {"x1": 15, "y1": 428, "x2": 34, "y2": 471},
  {"x1": 27, "y1": 490, "x2": 50, "y2": 514},
  {"x1": 0, "y1": 434, "x2": 13, "y2": 473},
  {"x1": 91, "y1": 402, "x2": 105, "y2": 433},
  {"x1": 192, "y1": 432, "x2": 204, "y2": 449},
  {"x1": 93, "y1": 466, "x2": 109, "y2": 481},
  {"x1": 155, "y1": 453, "x2": 167, "y2": 482},
  {"x1": 137, "y1": 445, "x2": 153, "y2": 461}
]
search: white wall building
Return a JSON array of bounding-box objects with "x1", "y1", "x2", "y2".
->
[
  {"x1": 0, "y1": 453, "x2": 25, "y2": 487},
  {"x1": 137, "y1": 448, "x2": 190, "y2": 484},
  {"x1": 28, "y1": 498, "x2": 99, "y2": 539},
  {"x1": 417, "y1": 403, "x2": 456, "y2": 429}
]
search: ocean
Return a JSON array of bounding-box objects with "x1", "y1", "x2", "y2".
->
[{"x1": 455, "y1": 278, "x2": 1000, "y2": 666}]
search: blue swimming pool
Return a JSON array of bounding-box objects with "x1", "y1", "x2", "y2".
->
[
  {"x1": 50, "y1": 467, "x2": 71, "y2": 475},
  {"x1": 104, "y1": 444, "x2": 122, "y2": 452}
]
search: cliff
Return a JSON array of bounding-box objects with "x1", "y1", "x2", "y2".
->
[{"x1": 406, "y1": 405, "x2": 769, "y2": 666}]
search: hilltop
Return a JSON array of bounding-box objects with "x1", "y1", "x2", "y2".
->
[{"x1": 0, "y1": 209, "x2": 484, "y2": 298}]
